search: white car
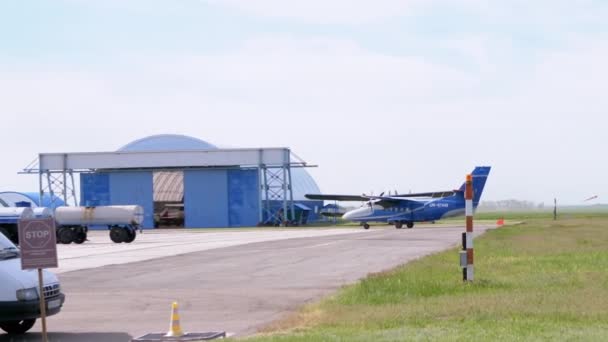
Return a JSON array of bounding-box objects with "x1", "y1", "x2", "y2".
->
[{"x1": 0, "y1": 232, "x2": 65, "y2": 334}]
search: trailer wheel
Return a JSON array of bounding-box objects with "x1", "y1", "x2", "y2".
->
[
  {"x1": 0, "y1": 319, "x2": 36, "y2": 334},
  {"x1": 124, "y1": 229, "x2": 136, "y2": 243},
  {"x1": 110, "y1": 227, "x2": 127, "y2": 243},
  {"x1": 57, "y1": 228, "x2": 74, "y2": 244},
  {"x1": 73, "y1": 230, "x2": 87, "y2": 244}
]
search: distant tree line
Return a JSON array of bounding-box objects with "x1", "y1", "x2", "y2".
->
[{"x1": 478, "y1": 200, "x2": 545, "y2": 211}]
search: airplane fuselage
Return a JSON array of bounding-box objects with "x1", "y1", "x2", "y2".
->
[
  {"x1": 307, "y1": 166, "x2": 491, "y2": 229},
  {"x1": 342, "y1": 194, "x2": 468, "y2": 224}
]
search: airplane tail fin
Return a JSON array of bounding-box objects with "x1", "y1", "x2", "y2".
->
[{"x1": 458, "y1": 166, "x2": 491, "y2": 206}]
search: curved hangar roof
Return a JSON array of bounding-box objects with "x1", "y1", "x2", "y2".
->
[
  {"x1": 0, "y1": 191, "x2": 65, "y2": 208},
  {"x1": 119, "y1": 134, "x2": 217, "y2": 151},
  {"x1": 118, "y1": 134, "x2": 320, "y2": 202}
]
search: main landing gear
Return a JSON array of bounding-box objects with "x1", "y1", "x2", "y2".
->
[
  {"x1": 394, "y1": 221, "x2": 414, "y2": 229},
  {"x1": 361, "y1": 222, "x2": 414, "y2": 230}
]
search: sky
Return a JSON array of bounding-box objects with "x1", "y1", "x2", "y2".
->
[{"x1": 0, "y1": 0, "x2": 606, "y2": 205}]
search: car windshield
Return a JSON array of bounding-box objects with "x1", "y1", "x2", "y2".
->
[
  {"x1": 0, "y1": 233, "x2": 19, "y2": 259},
  {"x1": 0, "y1": 232, "x2": 18, "y2": 250}
]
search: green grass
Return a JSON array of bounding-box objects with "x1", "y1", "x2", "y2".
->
[
  {"x1": 475, "y1": 208, "x2": 608, "y2": 221},
  {"x1": 240, "y1": 214, "x2": 608, "y2": 341}
]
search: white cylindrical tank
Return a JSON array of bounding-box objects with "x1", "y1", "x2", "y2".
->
[
  {"x1": 33, "y1": 207, "x2": 53, "y2": 219},
  {"x1": 0, "y1": 207, "x2": 35, "y2": 222},
  {"x1": 54, "y1": 205, "x2": 144, "y2": 226}
]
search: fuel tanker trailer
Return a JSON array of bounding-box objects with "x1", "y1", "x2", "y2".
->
[
  {"x1": 33, "y1": 207, "x2": 53, "y2": 218},
  {"x1": 55, "y1": 205, "x2": 144, "y2": 244},
  {"x1": 0, "y1": 208, "x2": 34, "y2": 244}
]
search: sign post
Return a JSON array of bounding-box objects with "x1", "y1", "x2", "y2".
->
[
  {"x1": 18, "y1": 218, "x2": 58, "y2": 342},
  {"x1": 38, "y1": 268, "x2": 47, "y2": 342},
  {"x1": 553, "y1": 198, "x2": 557, "y2": 220}
]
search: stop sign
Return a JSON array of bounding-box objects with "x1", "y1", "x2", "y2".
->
[
  {"x1": 23, "y1": 223, "x2": 53, "y2": 249},
  {"x1": 18, "y1": 218, "x2": 58, "y2": 269}
]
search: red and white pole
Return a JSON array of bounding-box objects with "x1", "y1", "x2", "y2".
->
[{"x1": 463, "y1": 173, "x2": 474, "y2": 281}]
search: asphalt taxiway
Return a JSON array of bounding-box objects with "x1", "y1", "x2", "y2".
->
[{"x1": 2, "y1": 225, "x2": 491, "y2": 341}]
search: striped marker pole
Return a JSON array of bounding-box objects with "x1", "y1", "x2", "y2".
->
[{"x1": 463, "y1": 173, "x2": 474, "y2": 281}]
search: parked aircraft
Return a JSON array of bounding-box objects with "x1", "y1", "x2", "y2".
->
[{"x1": 305, "y1": 166, "x2": 491, "y2": 229}]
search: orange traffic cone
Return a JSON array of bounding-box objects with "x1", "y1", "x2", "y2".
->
[{"x1": 165, "y1": 302, "x2": 185, "y2": 337}]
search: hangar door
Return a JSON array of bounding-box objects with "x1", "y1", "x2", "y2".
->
[
  {"x1": 184, "y1": 169, "x2": 259, "y2": 228},
  {"x1": 80, "y1": 171, "x2": 154, "y2": 229},
  {"x1": 227, "y1": 169, "x2": 259, "y2": 226}
]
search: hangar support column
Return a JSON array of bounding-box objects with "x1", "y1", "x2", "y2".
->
[
  {"x1": 35, "y1": 154, "x2": 78, "y2": 207},
  {"x1": 39, "y1": 169, "x2": 78, "y2": 207},
  {"x1": 259, "y1": 149, "x2": 295, "y2": 226},
  {"x1": 285, "y1": 149, "x2": 295, "y2": 223}
]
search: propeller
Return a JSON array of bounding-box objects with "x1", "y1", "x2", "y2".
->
[{"x1": 361, "y1": 193, "x2": 379, "y2": 210}]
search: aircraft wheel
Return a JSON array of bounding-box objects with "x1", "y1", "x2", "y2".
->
[
  {"x1": 395, "y1": 222, "x2": 403, "y2": 229},
  {"x1": 110, "y1": 227, "x2": 127, "y2": 243},
  {"x1": 406, "y1": 222, "x2": 414, "y2": 229},
  {"x1": 363, "y1": 223, "x2": 370, "y2": 230},
  {"x1": 58, "y1": 228, "x2": 74, "y2": 244},
  {"x1": 0, "y1": 319, "x2": 36, "y2": 334}
]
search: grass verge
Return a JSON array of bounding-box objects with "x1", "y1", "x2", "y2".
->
[{"x1": 241, "y1": 213, "x2": 608, "y2": 341}]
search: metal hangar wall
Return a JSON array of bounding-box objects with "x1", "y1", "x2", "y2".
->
[{"x1": 27, "y1": 135, "x2": 322, "y2": 229}]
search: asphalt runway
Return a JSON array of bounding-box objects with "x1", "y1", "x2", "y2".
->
[
  {"x1": 53, "y1": 228, "x2": 365, "y2": 274},
  {"x1": 1, "y1": 225, "x2": 491, "y2": 342}
]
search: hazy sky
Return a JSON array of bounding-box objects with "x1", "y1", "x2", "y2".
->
[{"x1": 1, "y1": 0, "x2": 606, "y2": 205}]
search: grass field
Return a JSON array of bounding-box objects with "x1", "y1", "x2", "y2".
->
[{"x1": 240, "y1": 212, "x2": 608, "y2": 341}]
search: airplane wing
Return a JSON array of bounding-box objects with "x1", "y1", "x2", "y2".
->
[
  {"x1": 305, "y1": 194, "x2": 447, "y2": 210},
  {"x1": 305, "y1": 191, "x2": 459, "y2": 202},
  {"x1": 374, "y1": 196, "x2": 455, "y2": 212},
  {"x1": 305, "y1": 194, "x2": 369, "y2": 201},
  {"x1": 364, "y1": 195, "x2": 424, "y2": 209},
  {"x1": 306, "y1": 194, "x2": 433, "y2": 210},
  {"x1": 391, "y1": 190, "x2": 460, "y2": 198}
]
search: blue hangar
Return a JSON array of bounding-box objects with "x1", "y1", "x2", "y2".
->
[
  {"x1": 0, "y1": 191, "x2": 65, "y2": 209},
  {"x1": 24, "y1": 135, "x2": 323, "y2": 229}
]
